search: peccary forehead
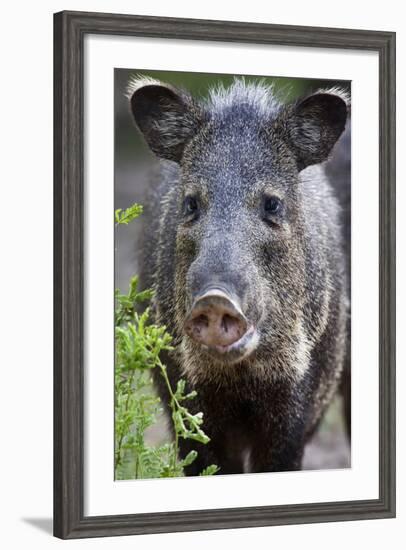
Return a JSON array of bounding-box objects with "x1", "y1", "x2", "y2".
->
[
  {"x1": 181, "y1": 86, "x2": 295, "y2": 196},
  {"x1": 182, "y1": 127, "x2": 295, "y2": 201}
]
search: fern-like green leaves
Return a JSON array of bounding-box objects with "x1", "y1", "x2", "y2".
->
[
  {"x1": 114, "y1": 203, "x2": 219, "y2": 479},
  {"x1": 115, "y1": 203, "x2": 143, "y2": 225}
]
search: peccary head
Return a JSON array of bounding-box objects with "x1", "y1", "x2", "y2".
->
[{"x1": 129, "y1": 77, "x2": 348, "y2": 372}]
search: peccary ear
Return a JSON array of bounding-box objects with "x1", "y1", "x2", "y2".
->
[
  {"x1": 283, "y1": 89, "x2": 349, "y2": 171},
  {"x1": 128, "y1": 77, "x2": 202, "y2": 163}
]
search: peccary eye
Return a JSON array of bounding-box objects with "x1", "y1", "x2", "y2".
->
[
  {"x1": 183, "y1": 196, "x2": 199, "y2": 219},
  {"x1": 263, "y1": 196, "x2": 282, "y2": 216}
]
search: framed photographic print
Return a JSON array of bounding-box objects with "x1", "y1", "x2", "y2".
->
[{"x1": 54, "y1": 10, "x2": 396, "y2": 539}]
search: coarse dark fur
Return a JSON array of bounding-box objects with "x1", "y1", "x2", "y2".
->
[{"x1": 128, "y1": 77, "x2": 350, "y2": 474}]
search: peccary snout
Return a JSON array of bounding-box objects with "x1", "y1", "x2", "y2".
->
[{"x1": 185, "y1": 289, "x2": 248, "y2": 349}]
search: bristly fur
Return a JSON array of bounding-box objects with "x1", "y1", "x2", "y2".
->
[
  {"x1": 125, "y1": 74, "x2": 168, "y2": 99},
  {"x1": 129, "y1": 75, "x2": 351, "y2": 475},
  {"x1": 316, "y1": 86, "x2": 351, "y2": 110},
  {"x1": 207, "y1": 77, "x2": 282, "y2": 117}
]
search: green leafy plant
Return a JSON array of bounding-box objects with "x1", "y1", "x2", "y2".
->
[
  {"x1": 115, "y1": 205, "x2": 219, "y2": 479},
  {"x1": 115, "y1": 203, "x2": 143, "y2": 225}
]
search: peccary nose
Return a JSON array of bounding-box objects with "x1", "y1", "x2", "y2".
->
[{"x1": 184, "y1": 289, "x2": 248, "y2": 348}]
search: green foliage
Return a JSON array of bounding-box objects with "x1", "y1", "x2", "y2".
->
[
  {"x1": 115, "y1": 203, "x2": 143, "y2": 225},
  {"x1": 115, "y1": 204, "x2": 218, "y2": 479},
  {"x1": 200, "y1": 464, "x2": 220, "y2": 476},
  {"x1": 115, "y1": 276, "x2": 154, "y2": 327}
]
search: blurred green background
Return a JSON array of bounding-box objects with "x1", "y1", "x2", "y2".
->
[{"x1": 114, "y1": 68, "x2": 351, "y2": 473}]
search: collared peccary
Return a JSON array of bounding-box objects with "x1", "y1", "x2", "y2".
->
[{"x1": 128, "y1": 76, "x2": 350, "y2": 474}]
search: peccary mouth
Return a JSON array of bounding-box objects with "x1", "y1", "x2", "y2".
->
[{"x1": 208, "y1": 325, "x2": 260, "y2": 364}]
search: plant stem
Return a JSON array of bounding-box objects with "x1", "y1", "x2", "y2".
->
[
  {"x1": 156, "y1": 358, "x2": 181, "y2": 471},
  {"x1": 115, "y1": 369, "x2": 136, "y2": 470}
]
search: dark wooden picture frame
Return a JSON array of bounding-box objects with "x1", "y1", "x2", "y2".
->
[{"x1": 54, "y1": 10, "x2": 396, "y2": 539}]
